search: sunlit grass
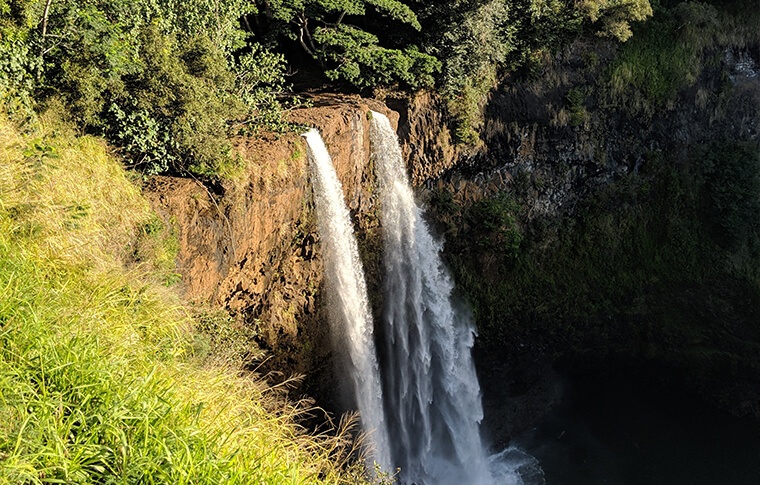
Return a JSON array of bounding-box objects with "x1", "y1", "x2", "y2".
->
[{"x1": 0, "y1": 114, "x2": 369, "y2": 484}]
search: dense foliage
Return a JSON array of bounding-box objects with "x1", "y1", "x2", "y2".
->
[
  {"x1": 256, "y1": 0, "x2": 440, "y2": 89},
  {"x1": 1, "y1": 0, "x2": 288, "y2": 176},
  {"x1": 403, "y1": 0, "x2": 655, "y2": 142},
  {"x1": 1, "y1": 0, "x2": 658, "y2": 175}
]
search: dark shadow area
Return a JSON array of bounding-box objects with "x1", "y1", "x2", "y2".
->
[{"x1": 514, "y1": 367, "x2": 760, "y2": 484}]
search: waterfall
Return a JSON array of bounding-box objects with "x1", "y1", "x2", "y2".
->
[
  {"x1": 303, "y1": 129, "x2": 392, "y2": 472},
  {"x1": 306, "y1": 121, "x2": 543, "y2": 485},
  {"x1": 369, "y1": 112, "x2": 544, "y2": 485},
  {"x1": 369, "y1": 112, "x2": 492, "y2": 485}
]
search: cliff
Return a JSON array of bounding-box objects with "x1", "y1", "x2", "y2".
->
[
  {"x1": 144, "y1": 35, "x2": 760, "y2": 441},
  {"x1": 422, "y1": 36, "x2": 760, "y2": 428}
]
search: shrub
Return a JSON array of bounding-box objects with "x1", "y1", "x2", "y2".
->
[
  {"x1": 697, "y1": 140, "x2": 760, "y2": 250},
  {"x1": 1, "y1": 0, "x2": 290, "y2": 179}
]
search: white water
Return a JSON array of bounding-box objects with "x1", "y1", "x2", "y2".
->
[
  {"x1": 303, "y1": 129, "x2": 392, "y2": 471},
  {"x1": 369, "y1": 112, "x2": 544, "y2": 485}
]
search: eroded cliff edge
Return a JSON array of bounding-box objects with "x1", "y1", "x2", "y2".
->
[{"x1": 144, "y1": 97, "x2": 395, "y2": 405}]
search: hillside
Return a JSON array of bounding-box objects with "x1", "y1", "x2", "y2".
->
[{"x1": 0, "y1": 113, "x2": 368, "y2": 484}]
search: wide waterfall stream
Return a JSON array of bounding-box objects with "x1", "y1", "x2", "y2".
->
[{"x1": 370, "y1": 112, "x2": 493, "y2": 484}]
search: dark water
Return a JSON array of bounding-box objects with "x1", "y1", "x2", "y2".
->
[{"x1": 514, "y1": 372, "x2": 760, "y2": 485}]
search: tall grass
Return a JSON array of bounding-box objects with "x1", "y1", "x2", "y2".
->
[{"x1": 0, "y1": 114, "x2": 368, "y2": 484}]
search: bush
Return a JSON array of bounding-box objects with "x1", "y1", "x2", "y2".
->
[
  {"x1": 419, "y1": 0, "x2": 652, "y2": 144},
  {"x1": 434, "y1": 0, "x2": 515, "y2": 144},
  {"x1": 1, "y1": 0, "x2": 290, "y2": 179},
  {"x1": 579, "y1": 0, "x2": 653, "y2": 41}
]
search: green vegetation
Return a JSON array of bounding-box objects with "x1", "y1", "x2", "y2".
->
[
  {"x1": 579, "y1": 0, "x2": 653, "y2": 42},
  {"x1": 1, "y1": 0, "x2": 661, "y2": 166},
  {"x1": 1, "y1": 0, "x2": 289, "y2": 178},
  {"x1": 426, "y1": 0, "x2": 516, "y2": 144},
  {"x1": 408, "y1": 0, "x2": 654, "y2": 143},
  {"x1": 698, "y1": 141, "x2": 760, "y2": 250},
  {"x1": 258, "y1": 0, "x2": 440, "y2": 89},
  {"x1": 565, "y1": 86, "x2": 590, "y2": 126},
  {"x1": 605, "y1": 1, "x2": 719, "y2": 115},
  {"x1": 0, "y1": 114, "x2": 369, "y2": 484}
]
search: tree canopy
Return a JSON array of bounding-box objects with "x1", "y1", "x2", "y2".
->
[
  {"x1": 1, "y1": 0, "x2": 656, "y2": 175},
  {"x1": 257, "y1": 0, "x2": 440, "y2": 89}
]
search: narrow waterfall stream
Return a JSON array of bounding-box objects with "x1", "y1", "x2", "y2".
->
[
  {"x1": 369, "y1": 112, "x2": 543, "y2": 485},
  {"x1": 303, "y1": 129, "x2": 392, "y2": 471}
]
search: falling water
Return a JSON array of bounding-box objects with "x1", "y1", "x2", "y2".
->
[
  {"x1": 369, "y1": 112, "x2": 491, "y2": 484},
  {"x1": 369, "y1": 112, "x2": 543, "y2": 485},
  {"x1": 303, "y1": 129, "x2": 392, "y2": 471}
]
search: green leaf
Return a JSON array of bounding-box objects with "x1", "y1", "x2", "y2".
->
[{"x1": 365, "y1": 0, "x2": 420, "y2": 30}]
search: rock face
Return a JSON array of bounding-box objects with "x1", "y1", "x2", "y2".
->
[
  {"x1": 427, "y1": 40, "x2": 760, "y2": 222},
  {"x1": 426, "y1": 39, "x2": 760, "y2": 425},
  {"x1": 145, "y1": 96, "x2": 395, "y2": 392},
  {"x1": 388, "y1": 92, "x2": 464, "y2": 186}
]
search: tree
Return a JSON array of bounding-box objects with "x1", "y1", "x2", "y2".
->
[
  {"x1": 579, "y1": 0, "x2": 653, "y2": 41},
  {"x1": 260, "y1": 0, "x2": 440, "y2": 89}
]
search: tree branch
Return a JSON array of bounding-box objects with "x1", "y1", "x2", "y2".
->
[
  {"x1": 41, "y1": 0, "x2": 53, "y2": 39},
  {"x1": 242, "y1": 14, "x2": 253, "y2": 32},
  {"x1": 296, "y1": 12, "x2": 318, "y2": 58},
  {"x1": 37, "y1": 0, "x2": 54, "y2": 81},
  {"x1": 298, "y1": 23, "x2": 316, "y2": 57}
]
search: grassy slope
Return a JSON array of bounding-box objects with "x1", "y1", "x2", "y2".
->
[{"x1": 0, "y1": 114, "x2": 365, "y2": 484}]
